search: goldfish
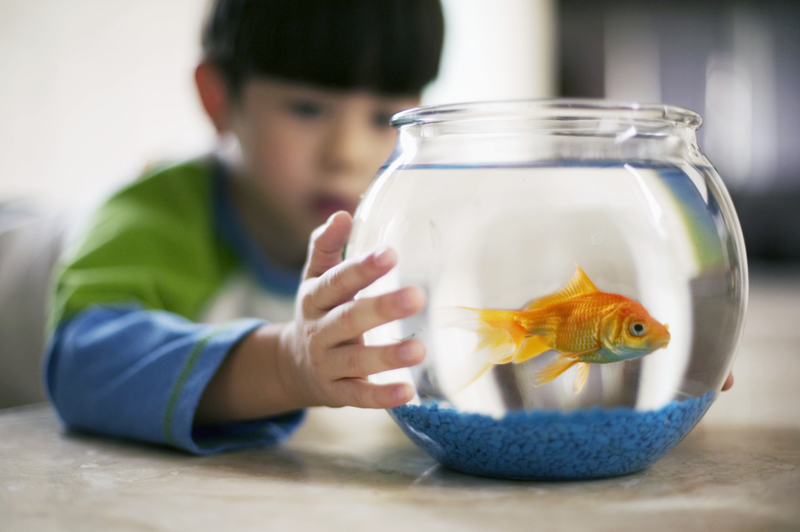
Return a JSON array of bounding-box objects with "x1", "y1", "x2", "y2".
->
[{"x1": 452, "y1": 265, "x2": 671, "y2": 393}]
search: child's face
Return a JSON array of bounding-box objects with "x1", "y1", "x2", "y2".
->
[{"x1": 226, "y1": 78, "x2": 419, "y2": 255}]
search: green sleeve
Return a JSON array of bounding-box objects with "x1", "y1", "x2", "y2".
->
[{"x1": 49, "y1": 160, "x2": 236, "y2": 331}]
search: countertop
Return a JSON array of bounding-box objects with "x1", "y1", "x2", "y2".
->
[{"x1": 2, "y1": 266, "x2": 799, "y2": 532}]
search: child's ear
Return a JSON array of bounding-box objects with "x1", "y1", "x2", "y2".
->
[{"x1": 195, "y1": 61, "x2": 232, "y2": 133}]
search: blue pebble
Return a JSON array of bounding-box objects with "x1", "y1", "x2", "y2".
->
[{"x1": 389, "y1": 391, "x2": 715, "y2": 480}]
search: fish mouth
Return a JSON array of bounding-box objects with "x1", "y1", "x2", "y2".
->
[{"x1": 655, "y1": 330, "x2": 671, "y2": 349}]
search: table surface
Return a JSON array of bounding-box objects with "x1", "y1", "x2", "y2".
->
[{"x1": 2, "y1": 267, "x2": 800, "y2": 532}]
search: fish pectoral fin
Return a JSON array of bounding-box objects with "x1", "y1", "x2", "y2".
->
[
  {"x1": 573, "y1": 363, "x2": 591, "y2": 393},
  {"x1": 533, "y1": 357, "x2": 580, "y2": 387},
  {"x1": 511, "y1": 336, "x2": 551, "y2": 364}
]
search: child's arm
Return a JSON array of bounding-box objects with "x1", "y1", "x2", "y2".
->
[{"x1": 196, "y1": 212, "x2": 425, "y2": 424}]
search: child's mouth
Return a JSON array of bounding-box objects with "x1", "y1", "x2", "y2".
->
[{"x1": 311, "y1": 195, "x2": 357, "y2": 221}]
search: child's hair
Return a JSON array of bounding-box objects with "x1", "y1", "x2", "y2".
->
[{"x1": 202, "y1": 0, "x2": 445, "y2": 99}]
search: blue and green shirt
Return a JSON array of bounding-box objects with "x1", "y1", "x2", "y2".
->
[{"x1": 45, "y1": 157, "x2": 305, "y2": 454}]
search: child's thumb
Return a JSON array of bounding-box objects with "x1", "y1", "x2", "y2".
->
[{"x1": 303, "y1": 211, "x2": 353, "y2": 280}]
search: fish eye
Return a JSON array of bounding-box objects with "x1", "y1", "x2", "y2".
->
[{"x1": 629, "y1": 321, "x2": 647, "y2": 337}]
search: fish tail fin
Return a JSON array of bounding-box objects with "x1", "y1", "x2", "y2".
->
[
  {"x1": 459, "y1": 308, "x2": 528, "y2": 364},
  {"x1": 436, "y1": 306, "x2": 528, "y2": 392},
  {"x1": 533, "y1": 357, "x2": 580, "y2": 387},
  {"x1": 450, "y1": 362, "x2": 494, "y2": 395}
]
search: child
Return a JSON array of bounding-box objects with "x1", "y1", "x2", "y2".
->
[{"x1": 45, "y1": 0, "x2": 445, "y2": 454}]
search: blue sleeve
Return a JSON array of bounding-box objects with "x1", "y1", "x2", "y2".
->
[{"x1": 45, "y1": 304, "x2": 304, "y2": 454}]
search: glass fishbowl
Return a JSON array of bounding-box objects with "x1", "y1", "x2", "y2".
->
[{"x1": 346, "y1": 99, "x2": 748, "y2": 480}]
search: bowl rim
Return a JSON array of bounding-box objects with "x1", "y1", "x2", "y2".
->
[{"x1": 391, "y1": 98, "x2": 703, "y2": 130}]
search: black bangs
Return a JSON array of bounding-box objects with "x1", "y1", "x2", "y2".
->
[{"x1": 202, "y1": 0, "x2": 444, "y2": 97}]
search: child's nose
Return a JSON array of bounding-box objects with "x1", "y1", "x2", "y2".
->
[{"x1": 321, "y1": 117, "x2": 374, "y2": 176}]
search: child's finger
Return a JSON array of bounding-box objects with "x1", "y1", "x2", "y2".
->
[
  {"x1": 303, "y1": 211, "x2": 352, "y2": 281},
  {"x1": 319, "y1": 286, "x2": 426, "y2": 345},
  {"x1": 333, "y1": 379, "x2": 415, "y2": 409},
  {"x1": 722, "y1": 372, "x2": 734, "y2": 391},
  {"x1": 329, "y1": 339, "x2": 425, "y2": 379},
  {"x1": 308, "y1": 247, "x2": 397, "y2": 311}
]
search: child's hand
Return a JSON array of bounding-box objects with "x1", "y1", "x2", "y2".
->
[{"x1": 278, "y1": 211, "x2": 426, "y2": 410}]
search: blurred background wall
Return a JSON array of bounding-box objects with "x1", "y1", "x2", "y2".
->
[
  {"x1": 0, "y1": 0, "x2": 214, "y2": 209},
  {"x1": 559, "y1": 0, "x2": 800, "y2": 262}
]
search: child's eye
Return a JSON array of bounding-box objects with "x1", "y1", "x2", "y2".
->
[
  {"x1": 289, "y1": 100, "x2": 324, "y2": 118},
  {"x1": 372, "y1": 111, "x2": 394, "y2": 128}
]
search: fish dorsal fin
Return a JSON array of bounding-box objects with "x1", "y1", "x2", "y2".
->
[{"x1": 523, "y1": 265, "x2": 599, "y2": 310}]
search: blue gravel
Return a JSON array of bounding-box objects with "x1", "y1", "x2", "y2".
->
[{"x1": 390, "y1": 391, "x2": 715, "y2": 480}]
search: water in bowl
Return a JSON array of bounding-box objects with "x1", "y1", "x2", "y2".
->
[{"x1": 346, "y1": 161, "x2": 745, "y2": 478}]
